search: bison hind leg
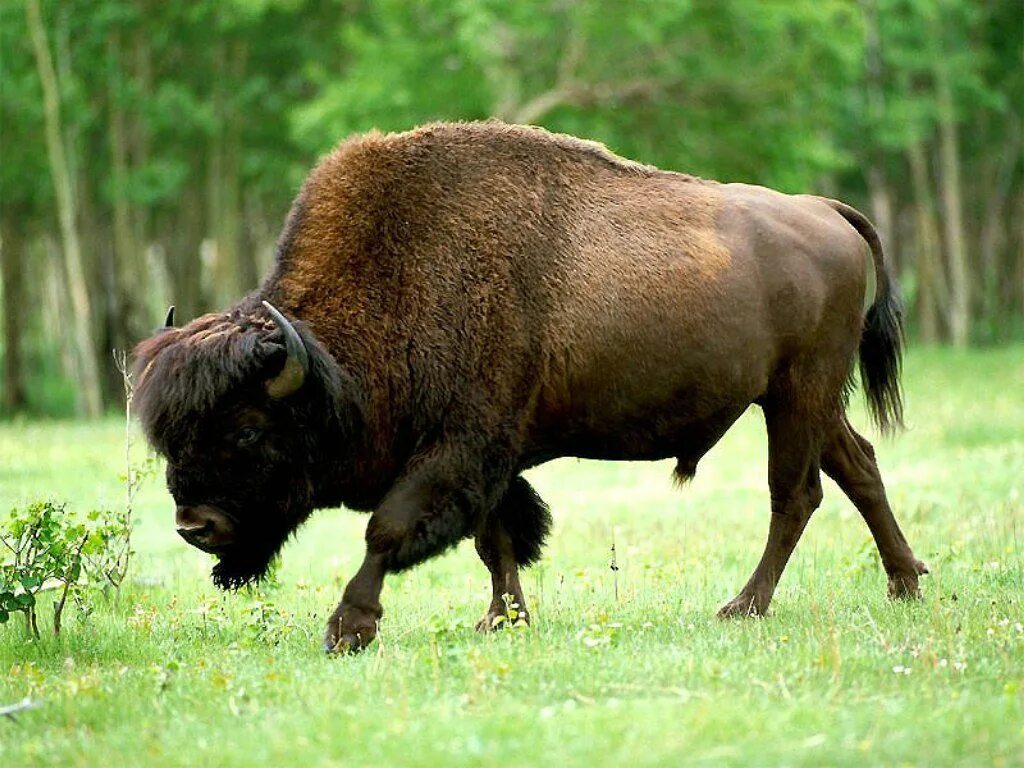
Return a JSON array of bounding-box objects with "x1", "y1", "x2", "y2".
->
[{"x1": 473, "y1": 477, "x2": 551, "y2": 632}]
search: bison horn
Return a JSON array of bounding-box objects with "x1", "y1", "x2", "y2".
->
[
  {"x1": 262, "y1": 300, "x2": 308, "y2": 398},
  {"x1": 163, "y1": 305, "x2": 176, "y2": 329}
]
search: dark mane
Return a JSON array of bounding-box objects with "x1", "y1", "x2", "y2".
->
[
  {"x1": 132, "y1": 305, "x2": 284, "y2": 454},
  {"x1": 133, "y1": 301, "x2": 360, "y2": 467}
]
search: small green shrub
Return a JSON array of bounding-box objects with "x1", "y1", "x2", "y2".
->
[
  {"x1": 0, "y1": 352, "x2": 142, "y2": 639},
  {"x1": 0, "y1": 501, "x2": 132, "y2": 638}
]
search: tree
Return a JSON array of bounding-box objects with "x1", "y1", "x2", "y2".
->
[
  {"x1": 25, "y1": 0, "x2": 103, "y2": 416},
  {"x1": 1, "y1": 219, "x2": 26, "y2": 413}
]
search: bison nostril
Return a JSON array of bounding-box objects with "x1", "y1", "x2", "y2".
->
[
  {"x1": 174, "y1": 504, "x2": 233, "y2": 553},
  {"x1": 176, "y1": 504, "x2": 205, "y2": 529}
]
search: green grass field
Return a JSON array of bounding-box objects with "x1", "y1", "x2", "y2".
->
[{"x1": 1, "y1": 347, "x2": 1022, "y2": 767}]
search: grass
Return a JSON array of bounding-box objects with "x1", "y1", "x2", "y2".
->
[{"x1": 1, "y1": 346, "x2": 1022, "y2": 767}]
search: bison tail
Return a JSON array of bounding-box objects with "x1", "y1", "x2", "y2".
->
[
  {"x1": 494, "y1": 477, "x2": 552, "y2": 567},
  {"x1": 860, "y1": 285, "x2": 905, "y2": 434},
  {"x1": 825, "y1": 198, "x2": 906, "y2": 434}
]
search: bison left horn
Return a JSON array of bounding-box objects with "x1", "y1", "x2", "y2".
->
[
  {"x1": 262, "y1": 300, "x2": 309, "y2": 398},
  {"x1": 163, "y1": 305, "x2": 176, "y2": 329}
]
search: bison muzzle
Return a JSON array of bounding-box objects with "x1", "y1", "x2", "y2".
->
[{"x1": 133, "y1": 121, "x2": 927, "y2": 653}]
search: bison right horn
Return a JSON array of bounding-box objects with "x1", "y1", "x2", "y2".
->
[{"x1": 262, "y1": 300, "x2": 309, "y2": 398}]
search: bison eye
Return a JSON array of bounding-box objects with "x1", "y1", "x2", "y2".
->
[{"x1": 236, "y1": 426, "x2": 262, "y2": 447}]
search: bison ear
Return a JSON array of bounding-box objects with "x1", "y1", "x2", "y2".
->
[{"x1": 262, "y1": 300, "x2": 309, "y2": 398}]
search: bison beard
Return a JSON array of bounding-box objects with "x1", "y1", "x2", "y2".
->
[
  {"x1": 210, "y1": 522, "x2": 296, "y2": 590},
  {"x1": 212, "y1": 544, "x2": 279, "y2": 590},
  {"x1": 133, "y1": 121, "x2": 927, "y2": 654}
]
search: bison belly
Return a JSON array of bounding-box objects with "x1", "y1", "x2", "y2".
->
[
  {"x1": 518, "y1": 176, "x2": 855, "y2": 468},
  {"x1": 524, "y1": 266, "x2": 774, "y2": 465}
]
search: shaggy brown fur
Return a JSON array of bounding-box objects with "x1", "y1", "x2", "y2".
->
[{"x1": 134, "y1": 121, "x2": 926, "y2": 652}]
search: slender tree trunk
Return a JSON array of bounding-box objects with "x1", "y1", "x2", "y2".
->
[
  {"x1": 43, "y1": 236, "x2": 77, "y2": 389},
  {"x1": 932, "y1": 27, "x2": 971, "y2": 347},
  {"x1": 107, "y1": 29, "x2": 147, "y2": 348},
  {"x1": 907, "y1": 141, "x2": 945, "y2": 344},
  {"x1": 131, "y1": 24, "x2": 156, "y2": 322},
  {"x1": 1016, "y1": 192, "x2": 1024, "y2": 323},
  {"x1": 868, "y1": 168, "x2": 897, "y2": 275},
  {"x1": 207, "y1": 42, "x2": 231, "y2": 307},
  {"x1": 979, "y1": 126, "x2": 1021, "y2": 336},
  {"x1": 206, "y1": 40, "x2": 250, "y2": 306},
  {"x1": 861, "y1": 0, "x2": 897, "y2": 274},
  {"x1": 131, "y1": 23, "x2": 152, "y2": 244},
  {"x1": 168, "y1": 179, "x2": 205, "y2": 321},
  {"x1": 1, "y1": 218, "x2": 27, "y2": 413},
  {"x1": 228, "y1": 42, "x2": 254, "y2": 292},
  {"x1": 26, "y1": 0, "x2": 102, "y2": 416}
]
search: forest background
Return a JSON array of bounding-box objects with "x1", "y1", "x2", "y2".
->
[{"x1": 1, "y1": 0, "x2": 1021, "y2": 417}]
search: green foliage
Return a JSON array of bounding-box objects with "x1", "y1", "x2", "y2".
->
[
  {"x1": 0, "y1": 501, "x2": 131, "y2": 637},
  {"x1": 2, "y1": 0, "x2": 1016, "y2": 225},
  {"x1": 0, "y1": 502, "x2": 76, "y2": 635},
  {"x1": 240, "y1": 597, "x2": 306, "y2": 646},
  {"x1": 292, "y1": 0, "x2": 868, "y2": 190},
  {"x1": 81, "y1": 506, "x2": 134, "y2": 592},
  {"x1": 1, "y1": 0, "x2": 1022, "y2": 409}
]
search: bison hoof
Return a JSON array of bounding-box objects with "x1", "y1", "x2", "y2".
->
[
  {"x1": 717, "y1": 593, "x2": 770, "y2": 619},
  {"x1": 475, "y1": 602, "x2": 530, "y2": 633},
  {"x1": 323, "y1": 605, "x2": 379, "y2": 654},
  {"x1": 324, "y1": 629, "x2": 375, "y2": 654},
  {"x1": 474, "y1": 611, "x2": 529, "y2": 633},
  {"x1": 887, "y1": 560, "x2": 929, "y2": 601}
]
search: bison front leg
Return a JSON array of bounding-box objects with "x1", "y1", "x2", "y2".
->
[
  {"x1": 324, "y1": 444, "x2": 510, "y2": 653},
  {"x1": 474, "y1": 477, "x2": 551, "y2": 632},
  {"x1": 324, "y1": 554, "x2": 385, "y2": 652}
]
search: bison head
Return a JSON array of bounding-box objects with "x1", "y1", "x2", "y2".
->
[{"x1": 133, "y1": 300, "x2": 359, "y2": 589}]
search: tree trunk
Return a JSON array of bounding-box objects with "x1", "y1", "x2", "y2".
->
[
  {"x1": 43, "y1": 235, "x2": 77, "y2": 389},
  {"x1": 107, "y1": 29, "x2": 147, "y2": 348},
  {"x1": 228, "y1": 42, "x2": 255, "y2": 292},
  {"x1": 168, "y1": 179, "x2": 206, "y2": 322},
  {"x1": 206, "y1": 40, "x2": 250, "y2": 307},
  {"x1": 207, "y1": 41, "x2": 226, "y2": 305},
  {"x1": 132, "y1": 25, "x2": 157, "y2": 320},
  {"x1": 978, "y1": 125, "x2": 1021, "y2": 336},
  {"x1": 861, "y1": 0, "x2": 897, "y2": 275},
  {"x1": 26, "y1": 0, "x2": 103, "y2": 416},
  {"x1": 207, "y1": 42, "x2": 231, "y2": 307},
  {"x1": 867, "y1": 167, "x2": 897, "y2": 277},
  {"x1": 1, "y1": 218, "x2": 27, "y2": 413},
  {"x1": 907, "y1": 141, "x2": 945, "y2": 344},
  {"x1": 1016, "y1": 192, "x2": 1024, "y2": 323},
  {"x1": 932, "y1": 25, "x2": 971, "y2": 347}
]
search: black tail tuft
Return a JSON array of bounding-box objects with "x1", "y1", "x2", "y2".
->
[
  {"x1": 494, "y1": 477, "x2": 552, "y2": 567},
  {"x1": 860, "y1": 287, "x2": 905, "y2": 434}
]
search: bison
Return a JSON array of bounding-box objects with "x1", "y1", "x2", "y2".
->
[{"x1": 133, "y1": 121, "x2": 927, "y2": 652}]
